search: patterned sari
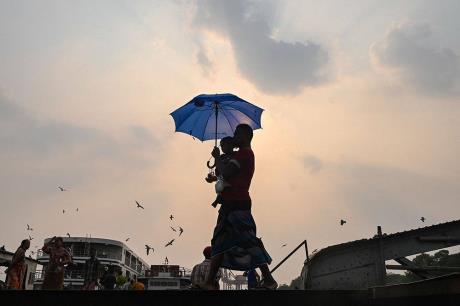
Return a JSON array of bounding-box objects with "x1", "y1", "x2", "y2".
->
[
  {"x1": 42, "y1": 244, "x2": 71, "y2": 290},
  {"x1": 6, "y1": 248, "x2": 27, "y2": 290},
  {"x1": 211, "y1": 204, "x2": 272, "y2": 271}
]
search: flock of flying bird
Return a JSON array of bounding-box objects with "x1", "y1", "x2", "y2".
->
[
  {"x1": 134, "y1": 200, "x2": 185, "y2": 256},
  {"x1": 17, "y1": 186, "x2": 429, "y2": 257},
  {"x1": 21, "y1": 187, "x2": 186, "y2": 260},
  {"x1": 338, "y1": 216, "x2": 427, "y2": 227}
]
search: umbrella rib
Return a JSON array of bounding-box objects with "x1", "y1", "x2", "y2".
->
[
  {"x1": 220, "y1": 107, "x2": 237, "y2": 132},
  {"x1": 201, "y1": 110, "x2": 214, "y2": 141},
  {"x1": 222, "y1": 105, "x2": 262, "y2": 128}
]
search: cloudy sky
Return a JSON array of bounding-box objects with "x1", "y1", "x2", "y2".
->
[{"x1": 1, "y1": 0, "x2": 459, "y2": 285}]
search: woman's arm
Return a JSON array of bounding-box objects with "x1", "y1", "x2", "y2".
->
[
  {"x1": 215, "y1": 158, "x2": 240, "y2": 180},
  {"x1": 62, "y1": 249, "x2": 72, "y2": 265},
  {"x1": 42, "y1": 236, "x2": 56, "y2": 254}
]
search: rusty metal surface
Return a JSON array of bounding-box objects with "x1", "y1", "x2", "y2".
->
[{"x1": 302, "y1": 219, "x2": 460, "y2": 290}]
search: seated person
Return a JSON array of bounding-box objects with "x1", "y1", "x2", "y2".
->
[
  {"x1": 191, "y1": 246, "x2": 221, "y2": 289},
  {"x1": 205, "y1": 137, "x2": 235, "y2": 207}
]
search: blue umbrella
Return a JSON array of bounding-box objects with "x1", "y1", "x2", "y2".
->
[{"x1": 170, "y1": 93, "x2": 264, "y2": 147}]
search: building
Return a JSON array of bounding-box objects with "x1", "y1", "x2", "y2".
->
[
  {"x1": 0, "y1": 248, "x2": 40, "y2": 290},
  {"x1": 34, "y1": 237, "x2": 149, "y2": 289},
  {"x1": 140, "y1": 265, "x2": 192, "y2": 290}
]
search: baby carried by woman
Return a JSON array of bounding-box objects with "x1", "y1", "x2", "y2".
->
[{"x1": 205, "y1": 136, "x2": 235, "y2": 207}]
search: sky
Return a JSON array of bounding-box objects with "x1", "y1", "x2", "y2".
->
[{"x1": 0, "y1": 0, "x2": 459, "y2": 285}]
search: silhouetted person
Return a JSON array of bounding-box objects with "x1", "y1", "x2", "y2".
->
[
  {"x1": 115, "y1": 270, "x2": 127, "y2": 289},
  {"x1": 42, "y1": 237, "x2": 72, "y2": 290},
  {"x1": 245, "y1": 269, "x2": 260, "y2": 289},
  {"x1": 202, "y1": 124, "x2": 277, "y2": 290},
  {"x1": 205, "y1": 137, "x2": 236, "y2": 208},
  {"x1": 6, "y1": 239, "x2": 30, "y2": 289},
  {"x1": 131, "y1": 275, "x2": 145, "y2": 290},
  {"x1": 191, "y1": 246, "x2": 221, "y2": 289},
  {"x1": 101, "y1": 266, "x2": 116, "y2": 290},
  {"x1": 83, "y1": 253, "x2": 99, "y2": 290}
]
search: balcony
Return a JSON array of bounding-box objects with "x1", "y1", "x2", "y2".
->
[
  {"x1": 34, "y1": 269, "x2": 85, "y2": 281},
  {"x1": 38, "y1": 249, "x2": 120, "y2": 261}
]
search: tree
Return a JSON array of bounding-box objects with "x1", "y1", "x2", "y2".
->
[
  {"x1": 277, "y1": 275, "x2": 302, "y2": 290},
  {"x1": 387, "y1": 250, "x2": 460, "y2": 284}
]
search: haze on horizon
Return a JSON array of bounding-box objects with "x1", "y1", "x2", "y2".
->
[{"x1": 1, "y1": 0, "x2": 459, "y2": 285}]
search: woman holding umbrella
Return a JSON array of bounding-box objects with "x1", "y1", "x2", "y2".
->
[
  {"x1": 202, "y1": 123, "x2": 277, "y2": 290},
  {"x1": 171, "y1": 94, "x2": 277, "y2": 290}
]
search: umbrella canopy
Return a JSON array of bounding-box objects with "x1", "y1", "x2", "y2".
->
[{"x1": 170, "y1": 93, "x2": 264, "y2": 144}]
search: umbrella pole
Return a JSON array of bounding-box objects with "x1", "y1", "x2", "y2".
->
[{"x1": 214, "y1": 102, "x2": 218, "y2": 148}]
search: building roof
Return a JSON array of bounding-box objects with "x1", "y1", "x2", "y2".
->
[{"x1": 43, "y1": 236, "x2": 149, "y2": 267}]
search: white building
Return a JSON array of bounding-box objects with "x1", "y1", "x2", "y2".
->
[
  {"x1": 34, "y1": 237, "x2": 149, "y2": 289},
  {"x1": 0, "y1": 248, "x2": 40, "y2": 290}
]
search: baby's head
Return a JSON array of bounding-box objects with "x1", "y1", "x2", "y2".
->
[{"x1": 220, "y1": 137, "x2": 234, "y2": 154}]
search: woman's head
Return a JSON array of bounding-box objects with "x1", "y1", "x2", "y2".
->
[
  {"x1": 54, "y1": 237, "x2": 64, "y2": 247},
  {"x1": 21, "y1": 239, "x2": 30, "y2": 250},
  {"x1": 233, "y1": 124, "x2": 253, "y2": 147},
  {"x1": 203, "y1": 246, "x2": 212, "y2": 259}
]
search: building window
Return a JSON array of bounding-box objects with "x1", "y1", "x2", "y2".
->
[{"x1": 28, "y1": 272, "x2": 35, "y2": 285}]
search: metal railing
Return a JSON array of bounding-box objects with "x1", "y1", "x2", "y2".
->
[
  {"x1": 34, "y1": 270, "x2": 44, "y2": 280},
  {"x1": 257, "y1": 240, "x2": 309, "y2": 286},
  {"x1": 270, "y1": 240, "x2": 309, "y2": 275},
  {"x1": 64, "y1": 270, "x2": 85, "y2": 279},
  {"x1": 34, "y1": 270, "x2": 85, "y2": 281}
]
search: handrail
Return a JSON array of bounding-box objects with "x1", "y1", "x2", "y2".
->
[{"x1": 270, "y1": 240, "x2": 309, "y2": 275}]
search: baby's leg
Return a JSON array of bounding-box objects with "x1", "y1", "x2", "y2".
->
[{"x1": 211, "y1": 194, "x2": 222, "y2": 208}]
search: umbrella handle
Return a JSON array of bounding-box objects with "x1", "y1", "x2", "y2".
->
[{"x1": 207, "y1": 159, "x2": 216, "y2": 169}]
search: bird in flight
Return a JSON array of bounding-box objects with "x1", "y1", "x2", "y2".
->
[
  {"x1": 281, "y1": 244, "x2": 287, "y2": 247},
  {"x1": 179, "y1": 227, "x2": 184, "y2": 236},
  {"x1": 170, "y1": 226, "x2": 177, "y2": 232},
  {"x1": 145, "y1": 245, "x2": 154, "y2": 255},
  {"x1": 66, "y1": 233, "x2": 70, "y2": 238},
  {"x1": 165, "y1": 239, "x2": 175, "y2": 247},
  {"x1": 420, "y1": 217, "x2": 426, "y2": 222},
  {"x1": 125, "y1": 238, "x2": 130, "y2": 242},
  {"x1": 340, "y1": 219, "x2": 346, "y2": 226},
  {"x1": 28, "y1": 235, "x2": 34, "y2": 241},
  {"x1": 27, "y1": 224, "x2": 33, "y2": 231},
  {"x1": 58, "y1": 187, "x2": 66, "y2": 191},
  {"x1": 135, "y1": 201, "x2": 144, "y2": 209},
  {"x1": 169, "y1": 215, "x2": 174, "y2": 221}
]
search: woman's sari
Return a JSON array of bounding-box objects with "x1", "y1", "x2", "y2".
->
[
  {"x1": 42, "y1": 244, "x2": 71, "y2": 290},
  {"x1": 6, "y1": 247, "x2": 27, "y2": 290}
]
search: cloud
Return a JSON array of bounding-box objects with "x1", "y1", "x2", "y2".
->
[
  {"x1": 193, "y1": 0, "x2": 329, "y2": 95},
  {"x1": 303, "y1": 154, "x2": 322, "y2": 174},
  {"x1": 0, "y1": 95, "x2": 96, "y2": 156},
  {"x1": 0, "y1": 94, "x2": 163, "y2": 194},
  {"x1": 196, "y1": 43, "x2": 214, "y2": 77},
  {"x1": 371, "y1": 22, "x2": 460, "y2": 95}
]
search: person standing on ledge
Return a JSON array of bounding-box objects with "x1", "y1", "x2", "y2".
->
[
  {"x1": 202, "y1": 124, "x2": 278, "y2": 290},
  {"x1": 6, "y1": 239, "x2": 30, "y2": 289}
]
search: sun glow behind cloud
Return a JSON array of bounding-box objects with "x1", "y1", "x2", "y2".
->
[{"x1": 0, "y1": 0, "x2": 459, "y2": 285}]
